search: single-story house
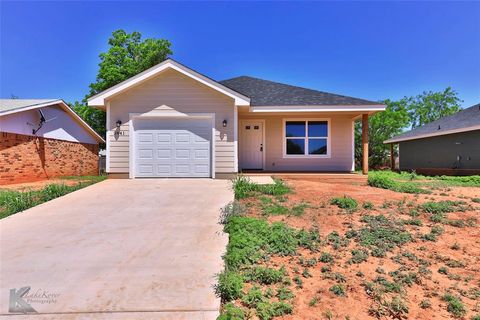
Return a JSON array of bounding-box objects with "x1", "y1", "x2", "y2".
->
[
  {"x1": 0, "y1": 99, "x2": 105, "y2": 184},
  {"x1": 87, "y1": 59, "x2": 385, "y2": 178},
  {"x1": 384, "y1": 103, "x2": 480, "y2": 175}
]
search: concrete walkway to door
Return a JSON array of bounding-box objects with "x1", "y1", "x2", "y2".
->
[{"x1": 0, "y1": 179, "x2": 232, "y2": 319}]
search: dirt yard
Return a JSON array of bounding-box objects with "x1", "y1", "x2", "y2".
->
[{"x1": 235, "y1": 175, "x2": 480, "y2": 320}]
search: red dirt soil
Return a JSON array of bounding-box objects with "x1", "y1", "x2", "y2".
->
[{"x1": 240, "y1": 176, "x2": 480, "y2": 320}]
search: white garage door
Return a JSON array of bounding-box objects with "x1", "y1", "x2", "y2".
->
[{"x1": 134, "y1": 118, "x2": 212, "y2": 177}]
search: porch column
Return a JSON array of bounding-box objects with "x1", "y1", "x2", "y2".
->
[
  {"x1": 390, "y1": 143, "x2": 395, "y2": 171},
  {"x1": 362, "y1": 114, "x2": 369, "y2": 175}
]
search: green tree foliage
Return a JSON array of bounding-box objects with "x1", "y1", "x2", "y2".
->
[
  {"x1": 355, "y1": 99, "x2": 409, "y2": 168},
  {"x1": 355, "y1": 88, "x2": 462, "y2": 168},
  {"x1": 406, "y1": 87, "x2": 462, "y2": 129},
  {"x1": 72, "y1": 29, "x2": 172, "y2": 139}
]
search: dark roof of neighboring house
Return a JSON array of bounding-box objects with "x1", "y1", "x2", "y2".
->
[
  {"x1": 385, "y1": 103, "x2": 480, "y2": 144},
  {"x1": 219, "y1": 76, "x2": 383, "y2": 106}
]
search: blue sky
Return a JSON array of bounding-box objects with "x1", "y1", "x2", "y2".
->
[{"x1": 1, "y1": 1, "x2": 479, "y2": 107}]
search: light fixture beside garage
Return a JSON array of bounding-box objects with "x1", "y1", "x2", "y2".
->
[
  {"x1": 116, "y1": 120, "x2": 122, "y2": 128},
  {"x1": 223, "y1": 119, "x2": 228, "y2": 127}
]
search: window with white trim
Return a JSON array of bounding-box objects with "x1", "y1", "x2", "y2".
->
[{"x1": 284, "y1": 120, "x2": 329, "y2": 156}]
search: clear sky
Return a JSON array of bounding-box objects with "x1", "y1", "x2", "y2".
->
[{"x1": 1, "y1": 1, "x2": 479, "y2": 107}]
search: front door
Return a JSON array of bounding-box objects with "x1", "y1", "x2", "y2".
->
[{"x1": 239, "y1": 120, "x2": 264, "y2": 170}]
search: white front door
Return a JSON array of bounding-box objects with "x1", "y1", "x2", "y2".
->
[{"x1": 239, "y1": 120, "x2": 264, "y2": 170}]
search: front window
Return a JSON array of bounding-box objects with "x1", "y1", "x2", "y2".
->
[{"x1": 285, "y1": 120, "x2": 329, "y2": 156}]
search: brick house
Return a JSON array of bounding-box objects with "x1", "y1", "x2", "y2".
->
[{"x1": 0, "y1": 99, "x2": 104, "y2": 185}]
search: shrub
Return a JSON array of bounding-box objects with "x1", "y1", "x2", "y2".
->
[
  {"x1": 438, "y1": 267, "x2": 449, "y2": 275},
  {"x1": 277, "y1": 286, "x2": 294, "y2": 301},
  {"x1": 472, "y1": 314, "x2": 480, "y2": 320},
  {"x1": 319, "y1": 252, "x2": 334, "y2": 263},
  {"x1": 443, "y1": 294, "x2": 467, "y2": 318},
  {"x1": 215, "y1": 271, "x2": 244, "y2": 302},
  {"x1": 330, "y1": 196, "x2": 358, "y2": 211},
  {"x1": 403, "y1": 218, "x2": 423, "y2": 226},
  {"x1": 329, "y1": 284, "x2": 346, "y2": 296},
  {"x1": 472, "y1": 198, "x2": 480, "y2": 203},
  {"x1": 219, "y1": 201, "x2": 246, "y2": 224},
  {"x1": 218, "y1": 303, "x2": 245, "y2": 320},
  {"x1": 421, "y1": 200, "x2": 466, "y2": 214},
  {"x1": 363, "y1": 201, "x2": 374, "y2": 210},
  {"x1": 242, "y1": 286, "x2": 265, "y2": 308},
  {"x1": 349, "y1": 248, "x2": 369, "y2": 264},
  {"x1": 256, "y1": 301, "x2": 293, "y2": 320},
  {"x1": 244, "y1": 266, "x2": 285, "y2": 285},
  {"x1": 419, "y1": 299, "x2": 431, "y2": 309}
]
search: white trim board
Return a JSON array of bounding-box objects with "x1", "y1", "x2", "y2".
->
[
  {"x1": 88, "y1": 59, "x2": 250, "y2": 108},
  {"x1": 282, "y1": 118, "x2": 331, "y2": 159},
  {"x1": 251, "y1": 105, "x2": 386, "y2": 113},
  {"x1": 384, "y1": 125, "x2": 480, "y2": 144}
]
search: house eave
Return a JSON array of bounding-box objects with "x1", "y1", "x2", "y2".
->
[
  {"x1": 249, "y1": 105, "x2": 386, "y2": 113},
  {"x1": 384, "y1": 125, "x2": 480, "y2": 144}
]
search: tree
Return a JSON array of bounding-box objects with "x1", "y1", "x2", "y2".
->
[
  {"x1": 354, "y1": 99, "x2": 410, "y2": 168},
  {"x1": 406, "y1": 87, "x2": 462, "y2": 129},
  {"x1": 72, "y1": 29, "x2": 172, "y2": 139},
  {"x1": 355, "y1": 88, "x2": 463, "y2": 169},
  {"x1": 88, "y1": 29, "x2": 172, "y2": 96}
]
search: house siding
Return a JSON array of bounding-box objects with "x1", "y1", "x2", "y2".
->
[
  {"x1": 107, "y1": 68, "x2": 235, "y2": 175},
  {"x1": 239, "y1": 113, "x2": 354, "y2": 172},
  {"x1": 399, "y1": 130, "x2": 480, "y2": 170}
]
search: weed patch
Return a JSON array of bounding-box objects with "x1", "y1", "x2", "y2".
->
[
  {"x1": 330, "y1": 196, "x2": 358, "y2": 211},
  {"x1": 232, "y1": 176, "x2": 290, "y2": 199}
]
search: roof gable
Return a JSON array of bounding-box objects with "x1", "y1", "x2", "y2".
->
[
  {"x1": 385, "y1": 103, "x2": 480, "y2": 143},
  {"x1": 0, "y1": 99, "x2": 104, "y2": 143},
  {"x1": 87, "y1": 59, "x2": 250, "y2": 108},
  {"x1": 220, "y1": 76, "x2": 383, "y2": 107}
]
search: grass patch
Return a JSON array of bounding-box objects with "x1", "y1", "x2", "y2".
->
[
  {"x1": 0, "y1": 176, "x2": 106, "y2": 219},
  {"x1": 351, "y1": 215, "x2": 412, "y2": 256},
  {"x1": 329, "y1": 284, "x2": 346, "y2": 296},
  {"x1": 443, "y1": 294, "x2": 467, "y2": 318},
  {"x1": 330, "y1": 196, "x2": 358, "y2": 211},
  {"x1": 368, "y1": 171, "x2": 430, "y2": 194},
  {"x1": 232, "y1": 176, "x2": 290, "y2": 200}
]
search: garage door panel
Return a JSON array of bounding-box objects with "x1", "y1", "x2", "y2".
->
[
  {"x1": 134, "y1": 118, "x2": 211, "y2": 177},
  {"x1": 175, "y1": 149, "x2": 191, "y2": 159},
  {"x1": 138, "y1": 149, "x2": 154, "y2": 159},
  {"x1": 157, "y1": 149, "x2": 172, "y2": 159},
  {"x1": 157, "y1": 133, "x2": 172, "y2": 143},
  {"x1": 138, "y1": 133, "x2": 154, "y2": 143}
]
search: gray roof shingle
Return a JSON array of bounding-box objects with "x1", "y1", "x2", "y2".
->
[
  {"x1": 0, "y1": 99, "x2": 60, "y2": 114},
  {"x1": 219, "y1": 76, "x2": 382, "y2": 106},
  {"x1": 385, "y1": 103, "x2": 480, "y2": 143}
]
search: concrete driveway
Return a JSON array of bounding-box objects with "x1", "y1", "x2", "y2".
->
[{"x1": 0, "y1": 179, "x2": 232, "y2": 319}]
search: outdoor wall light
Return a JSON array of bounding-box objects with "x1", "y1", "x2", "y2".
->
[
  {"x1": 116, "y1": 120, "x2": 122, "y2": 128},
  {"x1": 223, "y1": 119, "x2": 228, "y2": 127}
]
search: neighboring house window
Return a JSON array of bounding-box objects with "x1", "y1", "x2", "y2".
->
[{"x1": 284, "y1": 119, "x2": 330, "y2": 157}]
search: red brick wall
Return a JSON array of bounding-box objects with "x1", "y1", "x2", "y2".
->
[{"x1": 0, "y1": 132, "x2": 99, "y2": 185}]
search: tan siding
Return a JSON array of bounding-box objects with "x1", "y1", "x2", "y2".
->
[
  {"x1": 239, "y1": 113, "x2": 354, "y2": 172},
  {"x1": 107, "y1": 68, "x2": 236, "y2": 175}
]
